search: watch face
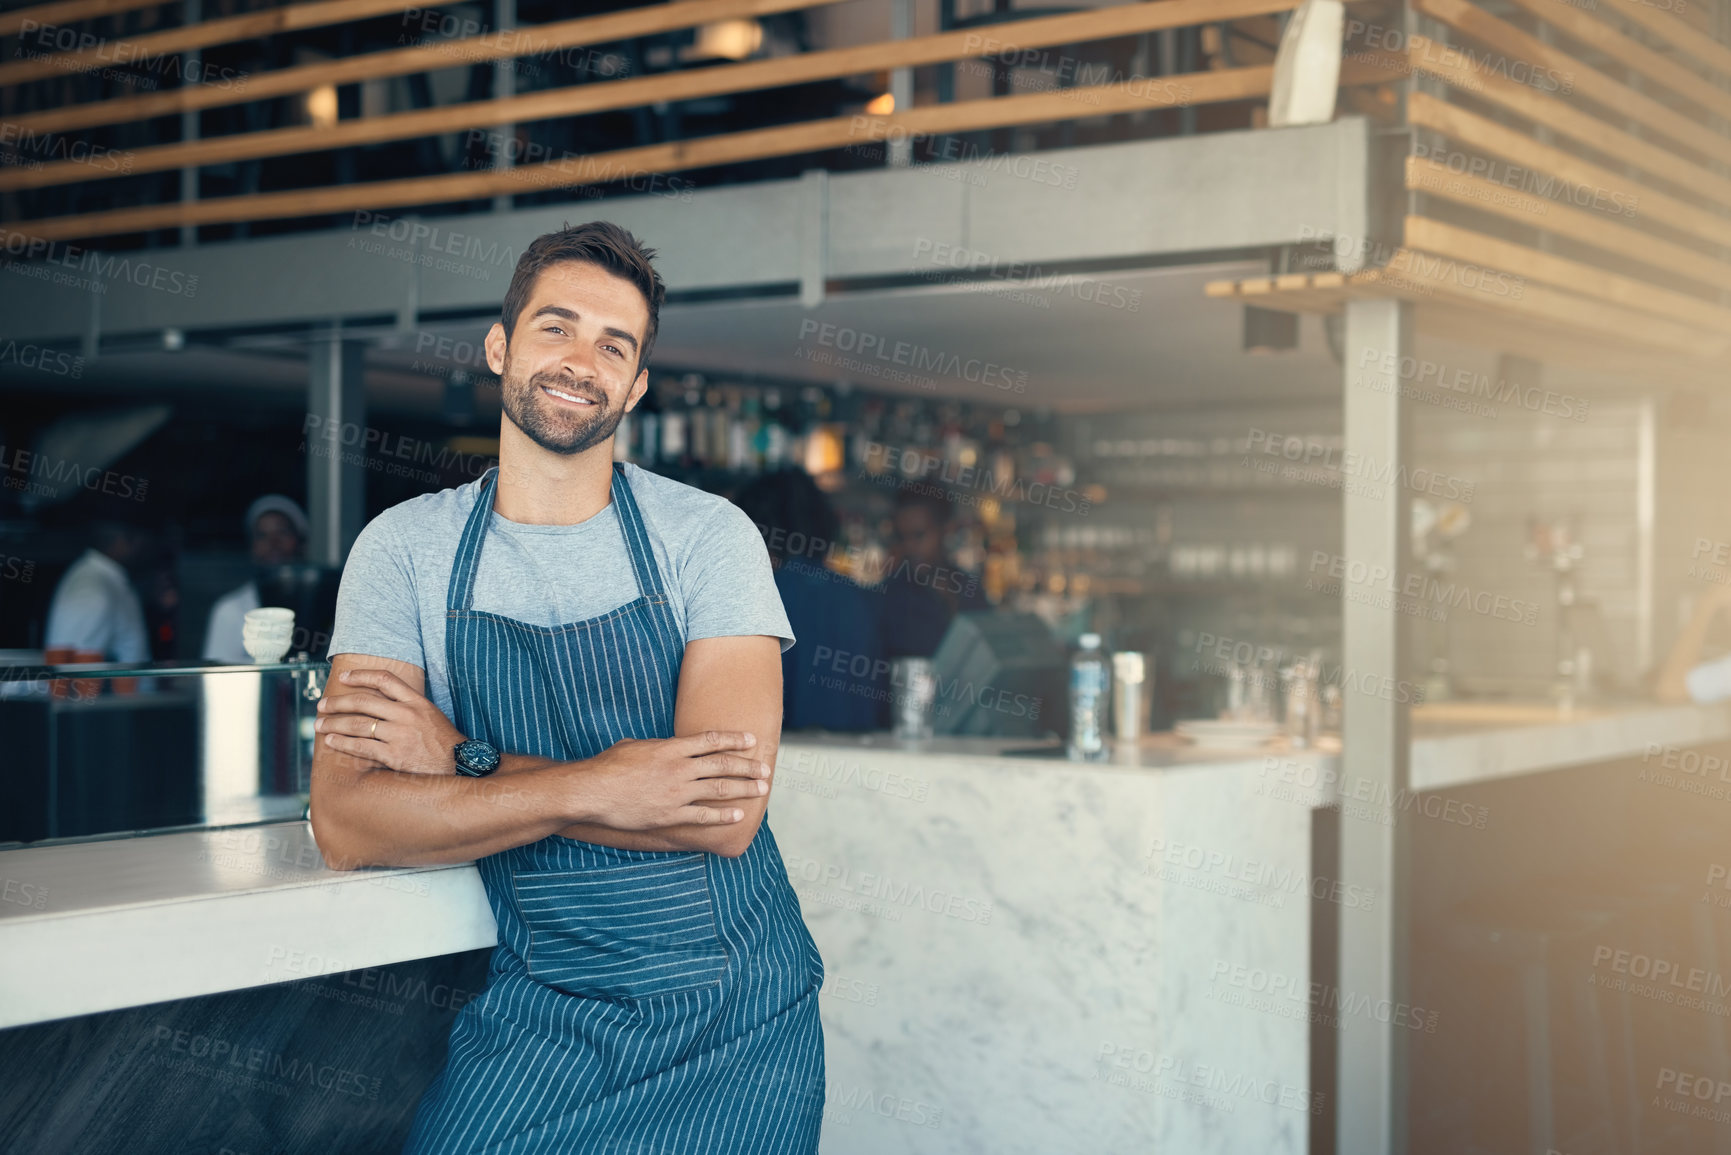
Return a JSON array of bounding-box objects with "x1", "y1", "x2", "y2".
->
[{"x1": 455, "y1": 739, "x2": 500, "y2": 776}]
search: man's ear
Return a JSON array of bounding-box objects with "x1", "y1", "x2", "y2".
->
[
  {"x1": 484, "y1": 322, "x2": 508, "y2": 377},
  {"x1": 624, "y1": 367, "x2": 649, "y2": 413}
]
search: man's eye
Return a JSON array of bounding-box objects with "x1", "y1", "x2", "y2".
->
[{"x1": 544, "y1": 326, "x2": 565, "y2": 336}]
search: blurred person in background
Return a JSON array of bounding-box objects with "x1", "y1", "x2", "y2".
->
[
  {"x1": 203, "y1": 495, "x2": 308, "y2": 663},
  {"x1": 44, "y1": 518, "x2": 153, "y2": 663},
  {"x1": 734, "y1": 468, "x2": 881, "y2": 731},
  {"x1": 880, "y1": 484, "x2": 987, "y2": 660}
]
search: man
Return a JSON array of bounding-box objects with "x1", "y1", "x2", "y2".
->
[
  {"x1": 881, "y1": 484, "x2": 987, "y2": 659},
  {"x1": 45, "y1": 519, "x2": 152, "y2": 662},
  {"x1": 310, "y1": 222, "x2": 824, "y2": 1153},
  {"x1": 202, "y1": 495, "x2": 308, "y2": 663}
]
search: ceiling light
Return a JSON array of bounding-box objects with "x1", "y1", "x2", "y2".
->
[
  {"x1": 686, "y1": 19, "x2": 763, "y2": 62},
  {"x1": 305, "y1": 85, "x2": 339, "y2": 129},
  {"x1": 865, "y1": 92, "x2": 895, "y2": 115}
]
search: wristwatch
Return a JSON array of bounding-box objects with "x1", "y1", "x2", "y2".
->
[{"x1": 454, "y1": 738, "x2": 501, "y2": 777}]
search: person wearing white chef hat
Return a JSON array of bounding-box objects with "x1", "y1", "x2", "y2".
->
[{"x1": 202, "y1": 495, "x2": 308, "y2": 663}]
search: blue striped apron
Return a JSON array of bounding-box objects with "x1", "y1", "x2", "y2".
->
[{"x1": 403, "y1": 464, "x2": 826, "y2": 1155}]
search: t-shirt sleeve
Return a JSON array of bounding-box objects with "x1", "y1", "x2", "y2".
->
[
  {"x1": 679, "y1": 500, "x2": 795, "y2": 652},
  {"x1": 325, "y1": 513, "x2": 428, "y2": 669}
]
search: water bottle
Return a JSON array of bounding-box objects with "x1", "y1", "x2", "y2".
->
[{"x1": 1068, "y1": 633, "x2": 1109, "y2": 762}]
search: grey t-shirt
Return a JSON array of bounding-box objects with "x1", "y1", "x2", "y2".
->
[{"x1": 326, "y1": 463, "x2": 794, "y2": 719}]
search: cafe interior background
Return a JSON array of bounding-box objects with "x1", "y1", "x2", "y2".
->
[{"x1": 2, "y1": 0, "x2": 1731, "y2": 1150}]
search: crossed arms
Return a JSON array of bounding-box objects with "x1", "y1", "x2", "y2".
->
[{"x1": 308, "y1": 634, "x2": 783, "y2": 869}]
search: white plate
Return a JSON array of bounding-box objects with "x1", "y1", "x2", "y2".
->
[{"x1": 1174, "y1": 719, "x2": 1281, "y2": 749}]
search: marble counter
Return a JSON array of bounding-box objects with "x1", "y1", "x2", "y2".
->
[{"x1": 769, "y1": 734, "x2": 1334, "y2": 1155}]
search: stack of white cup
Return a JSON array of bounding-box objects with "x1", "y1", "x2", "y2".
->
[{"x1": 241, "y1": 607, "x2": 296, "y2": 663}]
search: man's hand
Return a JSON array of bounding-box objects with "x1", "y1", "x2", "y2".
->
[
  {"x1": 577, "y1": 732, "x2": 772, "y2": 830},
  {"x1": 316, "y1": 667, "x2": 466, "y2": 776}
]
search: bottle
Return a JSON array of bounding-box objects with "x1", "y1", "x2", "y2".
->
[{"x1": 1068, "y1": 633, "x2": 1109, "y2": 762}]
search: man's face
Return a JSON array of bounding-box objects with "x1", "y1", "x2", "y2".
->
[
  {"x1": 892, "y1": 507, "x2": 945, "y2": 566},
  {"x1": 486, "y1": 261, "x2": 650, "y2": 456},
  {"x1": 250, "y1": 512, "x2": 304, "y2": 567}
]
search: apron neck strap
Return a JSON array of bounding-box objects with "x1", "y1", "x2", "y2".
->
[{"x1": 444, "y1": 463, "x2": 668, "y2": 614}]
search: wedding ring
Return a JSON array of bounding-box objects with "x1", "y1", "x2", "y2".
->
[{"x1": 370, "y1": 719, "x2": 378, "y2": 738}]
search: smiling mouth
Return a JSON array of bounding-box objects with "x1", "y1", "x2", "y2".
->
[{"x1": 540, "y1": 383, "x2": 599, "y2": 407}]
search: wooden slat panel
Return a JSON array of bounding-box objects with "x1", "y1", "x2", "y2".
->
[
  {"x1": 1402, "y1": 214, "x2": 1731, "y2": 332},
  {"x1": 1495, "y1": 0, "x2": 1731, "y2": 124},
  {"x1": 1592, "y1": 0, "x2": 1731, "y2": 80},
  {"x1": 0, "y1": 0, "x2": 1389, "y2": 193},
  {"x1": 1411, "y1": 0, "x2": 1731, "y2": 167},
  {"x1": 0, "y1": 0, "x2": 168, "y2": 39},
  {"x1": 1406, "y1": 33, "x2": 1731, "y2": 209},
  {"x1": 1206, "y1": 274, "x2": 1731, "y2": 382},
  {"x1": 1408, "y1": 92, "x2": 1731, "y2": 248},
  {"x1": 1357, "y1": 248, "x2": 1725, "y2": 358},
  {"x1": 8, "y1": 59, "x2": 1399, "y2": 243},
  {"x1": 0, "y1": 0, "x2": 425, "y2": 87},
  {"x1": 1404, "y1": 156, "x2": 1731, "y2": 293},
  {"x1": 11, "y1": 0, "x2": 858, "y2": 137}
]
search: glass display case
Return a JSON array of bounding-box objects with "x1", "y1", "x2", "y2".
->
[{"x1": 0, "y1": 658, "x2": 329, "y2": 846}]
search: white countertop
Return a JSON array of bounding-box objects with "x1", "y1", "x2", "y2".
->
[
  {"x1": 0, "y1": 823, "x2": 494, "y2": 1029},
  {"x1": 3, "y1": 701, "x2": 1726, "y2": 1030}
]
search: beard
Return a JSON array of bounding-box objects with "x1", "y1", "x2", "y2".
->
[{"x1": 500, "y1": 362, "x2": 626, "y2": 456}]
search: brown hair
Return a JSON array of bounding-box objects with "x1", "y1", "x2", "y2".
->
[{"x1": 500, "y1": 221, "x2": 666, "y2": 370}]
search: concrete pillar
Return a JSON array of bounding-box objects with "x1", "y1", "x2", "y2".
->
[
  {"x1": 306, "y1": 332, "x2": 368, "y2": 567},
  {"x1": 1337, "y1": 295, "x2": 1413, "y2": 1155}
]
